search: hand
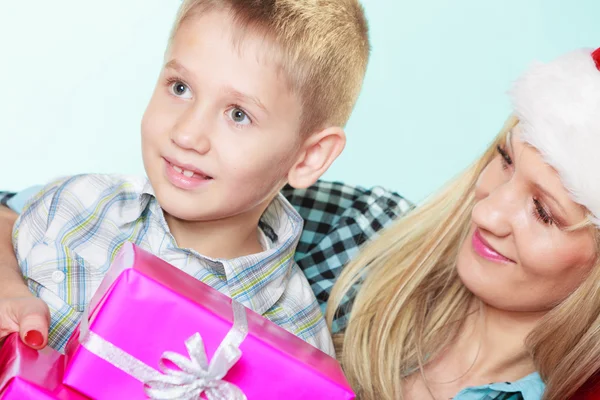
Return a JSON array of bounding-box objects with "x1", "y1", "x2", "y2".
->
[{"x1": 0, "y1": 294, "x2": 50, "y2": 349}]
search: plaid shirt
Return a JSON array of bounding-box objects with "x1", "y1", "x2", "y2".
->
[
  {"x1": 11, "y1": 174, "x2": 334, "y2": 355},
  {"x1": 281, "y1": 182, "x2": 413, "y2": 331},
  {"x1": 2, "y1": 181, "x2": 414, "y2": 334}
]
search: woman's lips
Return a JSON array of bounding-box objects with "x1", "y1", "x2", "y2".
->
[{"x1": 472, "y1": 228, "x2": 515, "y2": 263}]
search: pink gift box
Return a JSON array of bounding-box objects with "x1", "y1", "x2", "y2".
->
[
  {"x1": 63, "y1": 242, "x2": 354, "y2": 399},
  {"x1": 0, "y1": 334, "x2": 86, "y2": 399}
]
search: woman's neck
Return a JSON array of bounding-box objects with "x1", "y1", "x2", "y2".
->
[
  {"x1": 406, "y1": 301, "x2": 544, "y2": 399},
  {"x1": 453, "y1": 303, "x2": 541, "y2": 379}
]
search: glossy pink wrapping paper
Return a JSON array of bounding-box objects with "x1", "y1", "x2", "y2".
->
[
  {"x1": 0, "y1": 334, "x2": 85, "y2": 399},
  {"x1": 62, "y1": 242, "x2": 354, "y2": 399}
]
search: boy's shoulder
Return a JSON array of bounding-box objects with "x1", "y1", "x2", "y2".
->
[
  {"x1": 15, "y1": 174, "x2": 152, "y2": 259},
  {"x1": 46, "y1": 173, "x2": 146, "y2": 194},
  {"x1": 21, "y1": 173, "x2": 150, "y2": 220},
  {"x1": 33, "y1": 173, "x2": 147, "y2": 204}
]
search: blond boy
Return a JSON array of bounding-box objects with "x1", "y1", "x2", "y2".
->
[{"x1": 7, "y1": 0, "x2": 369, "y2": 354}]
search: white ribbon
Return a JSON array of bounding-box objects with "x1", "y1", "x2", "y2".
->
[{"x1": 78, "y1": 301, "x2": 249, "y2": 400}]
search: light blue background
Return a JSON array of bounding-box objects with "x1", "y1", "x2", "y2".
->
[{"x1": 1, "y1": 0, "x2": 598, "y2": 202}]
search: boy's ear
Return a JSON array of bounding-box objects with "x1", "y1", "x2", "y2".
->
[{"x1": 287, "y1": 126, "x2": 346, "y2": 189}]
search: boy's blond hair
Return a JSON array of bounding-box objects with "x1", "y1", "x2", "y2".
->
[{"x1": 170, "y1": 0, "x2": 370, "y2": 135}]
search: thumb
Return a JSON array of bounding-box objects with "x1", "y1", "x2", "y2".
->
[{"x1": 16, "y1": 299, "x2": 50, "y2": 349}]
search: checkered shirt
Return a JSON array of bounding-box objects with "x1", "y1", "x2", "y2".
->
[{"x1": 281, "y1": 182, "x2": 413, "y2": 332}]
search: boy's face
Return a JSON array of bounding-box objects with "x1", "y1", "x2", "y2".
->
[{"x1": 141, "y1": 9, "x2": 304, "y2": 223}]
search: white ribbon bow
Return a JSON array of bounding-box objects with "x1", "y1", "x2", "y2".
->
[
  {"x1": 144, "y1": 324, "x2": 247, "y2": 400},
  {"x1": 79, "y1": 301, "x2": 249, "y2": 400}
]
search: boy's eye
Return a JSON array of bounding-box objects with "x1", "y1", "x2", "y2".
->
[
  {"x1": 170, "y1": 81, "x2": 192, "y2": 99},
  {"x1": 228, "y1": 107, "x2": 251, "y2": 125}
]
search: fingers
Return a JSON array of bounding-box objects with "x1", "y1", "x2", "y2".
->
[{"x1": 16, "y1": 299, "x2": 50, "y2": 349}]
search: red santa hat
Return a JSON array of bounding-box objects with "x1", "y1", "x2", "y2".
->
[{"x1": 510, "y1": 47, "x2": 600, "y2": 225}]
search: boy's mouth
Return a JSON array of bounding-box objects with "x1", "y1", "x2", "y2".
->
[
  {"x1": 171, "y1": 164, "x2": 213, "y2": 180},
  {"x1": 164, "y1": 157, "x2": 214, "y2": 180}
]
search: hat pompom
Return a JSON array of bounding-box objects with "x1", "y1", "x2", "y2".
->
[{"x1": 593, "y1": 47, "x2": 600, "y2": 70}]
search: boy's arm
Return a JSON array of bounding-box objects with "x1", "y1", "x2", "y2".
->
[
  {"x1": 0, "y1": 205, "x2": 28, "y2": 296},
  {"x1": 0, "y1": 188, "x2": 43, "y2": 296},
  {"x1": 0, "y1": 205, "x2": 49, "y2": 348}
]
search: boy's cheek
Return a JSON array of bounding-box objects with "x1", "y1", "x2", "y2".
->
[
  {"x1": 225, "y1": 147, "x2": 282, "y2": 173},
  {"x1": 230, "y1": 156, "x2": 291, "y2": 188},
  {"x1": 141, "y1": 107, "x2": 171, "y2": 140}
]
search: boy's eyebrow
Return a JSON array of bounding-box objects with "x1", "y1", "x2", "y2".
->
[
  {"x1": 165, "y1": 59, "x2": 192, "y2": 78},
  {"x1": 223, "y1": 87, "x2": 268, "y2": 114}
]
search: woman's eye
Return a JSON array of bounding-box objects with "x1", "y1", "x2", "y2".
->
[
  {"x1": 533, "y1": 198, "x2": 554, "y2": 226},
  {"x1": 497, "y1": 145, "x2": 513, "y2": 169}
]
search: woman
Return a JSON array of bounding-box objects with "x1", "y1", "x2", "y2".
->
[{"x1": 327, "y1": 47, "x2": 600, "y2": 400}]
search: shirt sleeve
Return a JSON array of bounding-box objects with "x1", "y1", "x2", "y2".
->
[
  {"x1": 281, "y1": 181, "x2": 414, "y2": 332},
  {"x1": 12, "y1": 177, "x2": 86, "y2": 352},
  {"x1": 12, "y1": 174, "x2": 153, "y2": 352},
  {"x1": 13, "y1": 179, "x2": 71, "y2": 261}
]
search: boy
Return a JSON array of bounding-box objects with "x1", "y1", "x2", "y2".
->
[{"x1": 9, "y1": 0, "x2": 370, "y2": 353}]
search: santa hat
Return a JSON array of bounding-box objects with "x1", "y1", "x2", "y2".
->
[{"x1": 509, "y1": 47, "x2": 600, "y2": 225}]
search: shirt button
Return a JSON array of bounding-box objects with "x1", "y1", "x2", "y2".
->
[{"x1": 52, "y1": 270, "x2": 65, "y2": 283}]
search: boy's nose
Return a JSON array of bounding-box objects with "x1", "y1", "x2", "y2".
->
[
  {"x1": 170, "y1": 128, "x2": 211, "y2": 155},
  {"x1": 168, "y1": 103, "x2": 213, "y2": 154}
]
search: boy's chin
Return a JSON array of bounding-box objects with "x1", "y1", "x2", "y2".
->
[
  {"x1": 151, "y1": 187, "x2": 206, "y2": 218},
  {"x1": 161, "y1": 206, "x2": 222, "y2": 223}
]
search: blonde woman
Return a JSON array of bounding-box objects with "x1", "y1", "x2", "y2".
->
[{"x1": 327, "y1": 47, "x2": 600, "y2": 400}]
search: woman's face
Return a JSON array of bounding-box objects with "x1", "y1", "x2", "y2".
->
[{"x1": 457, "y1": 125, "x2": 597, "y2": 312}]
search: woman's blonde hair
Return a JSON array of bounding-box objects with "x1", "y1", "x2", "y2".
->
[{"x1": 327, "y1": 115, "x2": 600, "y2": 400}]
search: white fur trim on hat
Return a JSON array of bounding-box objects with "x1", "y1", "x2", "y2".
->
[{"x1": 509, "y1": 47, "x2": 600, "y2": 225}]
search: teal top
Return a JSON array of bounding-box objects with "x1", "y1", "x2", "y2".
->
[{"x1": 453, "y1": 372, "x2": 544, "y2": 399}]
